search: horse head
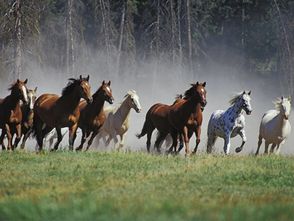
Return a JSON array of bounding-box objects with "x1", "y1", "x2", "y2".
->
[
  {"x1": 240, "y1": 91, "x2": 252, "y2": 115},
  {"x1": 191, "y1": 81, "x2": 207, "y2": 107},
  {"x1": 27, "y1": 87, "x2": 37, "y2": 110},
  {"x1": 125, "y1": 90, "x2": 141, "y2": 113},
  {"x1": 279, "y1": 96, "x2": 291, "y2": 120},
  {"x1": 79, "y1": 75, "x2": 92, "y2": 104},
  {"x1": 100, "y1": 80, "x2": 114, "y2": 104},
  {"x1": 9, "y1": 79, "x2": 29, "y2": 104}
]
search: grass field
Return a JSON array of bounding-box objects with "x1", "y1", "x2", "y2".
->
[{"x1": 0, "y1": 151, "x2": 294, "y2": 221}]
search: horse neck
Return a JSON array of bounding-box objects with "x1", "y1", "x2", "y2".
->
[
  {"x1": 277, "y1": 111, "x2": 289, "y2": 128},
  {"x1": 226, "y1": 102, "x2": 242, "y2": 120},
  {"x1": 91, "y1": 92, "x2": 106, "y2": 114},
  {"x1": 21, "y1": 104, "x2": 33, "y2": 121},
  {"x1": 4, "y1": 94, "x2": 20, "y2": 110},
  {"x1": 115, "y1": 98, "x2": 131, "y2": 123},
  {"x1": 59, "y1": 89, "x2": 81, "y2": 112},
  {"x1": 177, "y1": 96, "x2": 199, "y2": 118}
]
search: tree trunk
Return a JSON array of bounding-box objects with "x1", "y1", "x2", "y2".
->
[
  {"x1": 186, "y1": 0, "x2": 192, "y2": 72},
  {"x1": 116, "y1": 0, "x2": 126, "y2": 77},
  {"x1": 177, "y1": 0, "x2": 183, "y2": 67},
  {"x1": 66, "y1": 0, "x2": 75, "y2": 76},
  {"x1": 170, "y1": 0, "x2": 176, "y2": 64},
  {"x1": 14, "y1": 0, "x2": 22, "y2": 80}
]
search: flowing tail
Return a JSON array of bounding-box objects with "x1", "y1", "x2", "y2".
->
[{"x1": 136, "y1": 112, "x2": 154, "y2": 139}]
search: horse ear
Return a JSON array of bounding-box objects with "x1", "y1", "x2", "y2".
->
[
  {"x1": 288, "y1": 96, "x2": 291, "y2": 102},
  {"x1": 24, "y1": 79, "x2": 28, "y2": 84},
  {"x1": 202, "y1": 82, "x2": 206, "y2": 87},
  {"x1": 79, "y1": 75, "x2": 82, "y2": 80},
  {"x1": 108, "y1": 81, "x2": 111, "y2": 86},
  {"x1": 248, "y1": 90, "x2": 251, "y2": 95},
  {"x1": 86, "y1": 75, "x2": 90, "y2": 81},
  {"x1": 17, "y1": 79, "x2": 20, "y2": 83},
  {"x1": 102, "y1": 80, "x2": 105, "y2": 85},
  {"x1": 34, "y1": 87, "x2": 38, "y2": 92},
  {"x1": 281, "y1": 96, "x2": 284, "y2": 100},
  {"x1": 242, "y1": 91, "x2": 245, "y2": 95},
  {"x1": 196, "y1": 81, "x2": 199, "y2": 85}
]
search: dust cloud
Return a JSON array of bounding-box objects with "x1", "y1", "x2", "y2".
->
[{"x1": 0, "y1": 50, "x2": 293, "y2": 155}]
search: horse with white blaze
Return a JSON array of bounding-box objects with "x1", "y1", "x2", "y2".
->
[
  {"x1": 207, "y1": 91, "x2": 252, "y2": 155},
  {"x1": 255, "y1": 96, "x2": 291, "y2": 155},
  {"x1": 95, "y1": 90, "x2": 141, "y2": 149}
]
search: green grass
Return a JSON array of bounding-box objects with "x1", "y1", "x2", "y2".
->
[{"x1": 0, "y1": 151, "x2": 294, "y2": 221}]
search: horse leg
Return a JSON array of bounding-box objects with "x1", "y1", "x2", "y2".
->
[
  {"x1": 118, "y1": 133, "x2": 126, "y2": 150},
  {"x1": 207, "y1": 133, "x2": 217, "y2": 154},
  {"x1": 20, "y1": 128, "x2": 32, "y2": 149},
  {"x1": 154, "y1": 131, "x2": 167, "y2": 153},
  {"x1": 86, "y1": 129, "x2": 100, "y2": 151},
  {"x1": 223, "y1": 134, "x2": 231, "y2": 155},
  {"x1": 13, "y1": 124, "x2": 22, "y2": 150},
  {"x1": 76, "y1": 129, "x2": 88, "y2": 151},
  {"x1": 68, "y1": 124, "x2": 78, "y2": 151},
  {"x1": 167, "y1": 130, "x2": 178, "y2": 154},
  {"x1": 275, "y1": 144, "x2": 281, "y2": 155},
  {"x1": 264, "y1": 141, "x2": 270, "y2": 155},
  {"x1": 255, "y1": 135, "x2": 262, "y2": 156},
  {"x1": 235, "y1": 129, "x2": 247, "y2": 153},
  {"x1": 192, "y1": 126, "x2": 201, "y2": 154},
  {"x1": 270, "y1": 143, "x2": 277, "y2": 154},
  {"x1": 5, "y1": 124, "x2": 13, "y2": 151},
  {"x1": 182, "y1": 126, "x2": 191, "y2": 156},
  {"x1": 0, "y1": 128, "x2": 7, "y2": 150},
  {"x1": 146, "y1": 130, "x2": 153, "y2": 153},
  {"x1": 51, "y1": 127, "x2": 62, "y2": 151},
  {"x1": 177, "y1": 133, "x2": 184, "y2": 154}
]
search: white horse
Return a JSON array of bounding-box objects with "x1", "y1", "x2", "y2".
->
[
  {"x1": 207, "y1": 91, "x2": 252, "y2": 155},
  {"x1": 255, "y1": 96, "x2": 291, "y2": 155},
  {"x1": 95, "y1": 90, "x2": 141, "y2": 149}
]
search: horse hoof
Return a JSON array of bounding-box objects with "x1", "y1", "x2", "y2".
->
[{"x1": 235, "y1": 147, "x2": 242, "y2": 153}]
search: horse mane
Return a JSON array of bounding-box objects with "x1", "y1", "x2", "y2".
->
[
  {"x1": 183, "y1": 86, "x2": 197, "y2": 99},
  {"x1": 229, "y1": 92, "x2": 243, "y2": 105},
  {"x1": 8, "y1": 82, "x2": 18, "y2": 91},
  {"x1": 62, "y1": 78, "x2": 81, "y2": 96},
  {"x1": 124, "y1": 90, "x2": 136, "y2": 98},
  {"x1": 175, "y1": 94, "x2": 183, "y2": 100}
]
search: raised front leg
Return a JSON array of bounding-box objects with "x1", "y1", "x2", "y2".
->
[
  {"x1": 235, "y1": 129, "x2": 247, "y2": 153},
  {"x1": 69, "y1": 124, "x2": 78, "y2": 151},
  {"x1": 223, "y1": 134, "x2": 231, "y2": 155},
  {"x1": 13, "y1": 123, "x2": 22, "y2": 149},
  {"x1": 192, "y1": 126, "x2": 201, "y2": 154}
]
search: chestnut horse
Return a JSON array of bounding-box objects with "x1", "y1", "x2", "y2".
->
[
  {"x1": 76, "y1": 81, "x2": 114, "y2": 151},
  {"x1": 0, "y1": 79, "x2": 29, "y2": 150},
  {"x1": 33, "y1": 75, "x2": 92, "y2": 151},
  {"x1": 137, "y1": 82, "x2": 206, "y2": 155}
]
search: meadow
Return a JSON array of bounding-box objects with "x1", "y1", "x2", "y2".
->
[{"x1": 0, "y1": 151, "x2": 294, "y2": 221}]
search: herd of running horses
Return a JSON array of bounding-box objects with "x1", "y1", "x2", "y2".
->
[{"x1": 0, "y1": 75, "x2": 291, "y2": 156}]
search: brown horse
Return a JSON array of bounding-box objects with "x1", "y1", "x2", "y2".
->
[
  {"x1": 0, "y1": 79, "x2": 29, "y2": 150},
  {"x1": 76, "y1": 80, "x2": 114, "y2": 151},
  {"x1": 15, "y1": 87, "x2": 37, "y2": 149},
  {"x1": 33, "y1": 75, "x2": 92, "y2": 151},
  {"x1": 137, "y1": 82, "x2": 206, "y2": 155}
]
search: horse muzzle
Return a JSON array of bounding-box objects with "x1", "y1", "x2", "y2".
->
[
  {"x1": 284, "y1": 114, "x2": 289, "y2": 120},
  {"x1": 246, "y1": 110, "x2": 252, "y2": 115},
  {"x1": 108, "y1": 98, "x2": 114, "y2": 104},
  {"x1": 201, "y1": 100, "x2": 207, "y2": 107},
  {"x1": 135, "y1": 107, "x2": 141, "y2": 113}
]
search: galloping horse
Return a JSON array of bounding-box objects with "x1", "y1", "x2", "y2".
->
[
  {"x1": 15, "y1": 87, "x2": 37, "y2": 149},
  {"x1": 207, "y1": 91, "x2": 252, "y2": 155},
  {"x1": 137, "y1": 82, "x2": 206, "y2": 155},
  {"x1": 255, "y1": 96, "x2": 291, "y2": 155},
  {"x1": 0, "y1": 79, "x2": 29, "y2": 150},
  {"x1": 76, "y1": 81, "x2": 114, "y2": 151},
  {"x1": 33, "y1": 75, "x2": 92, "y2": 151},
  {"x1": 95, "y1": 90, "x2": 141, "y2": 150}
]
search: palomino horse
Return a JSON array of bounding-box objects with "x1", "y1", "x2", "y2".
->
[
  {"x1": 76, "y1": 81, "x2": 114, "y2": 151},
  {"x1": 255, "y1": 96, "x2": 291, "y2": 155},
  {"x1": 0, "y1": 79, "x2": 29, "y2": 150},
  {"x1": 207, "y1": 91, "x2": 252, "y2": 155},
  {"x1": 95, "y1": 90, "x2": 141, "y2": 150},
  {"x1": 33, "y1": 75, "x2": 92, "y2": 151},
  {"x1": 137, "y1": 82, "x2": 206, "y2": 156}
]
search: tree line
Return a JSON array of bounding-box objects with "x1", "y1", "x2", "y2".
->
[{"x1": 0, "y1": 0, "x2": 294, "y2": 94}]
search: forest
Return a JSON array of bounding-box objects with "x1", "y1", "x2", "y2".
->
[{"x1": 0, "y1": 0, "x2": 294, "y2": 96}]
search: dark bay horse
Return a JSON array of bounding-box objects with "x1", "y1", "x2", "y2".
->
[
  {"x1": 0, "y1": 79, "x2": 29, "y2": 150},
  {"x1": 33, "y1": 75, "x2": 92, "y2": 151},
  {"x1": 137, "y1": 82, "x2": 206, "y2": 155},
  {"x1": 76, "y1": 81, "x2": 114, "y2": 151}
]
